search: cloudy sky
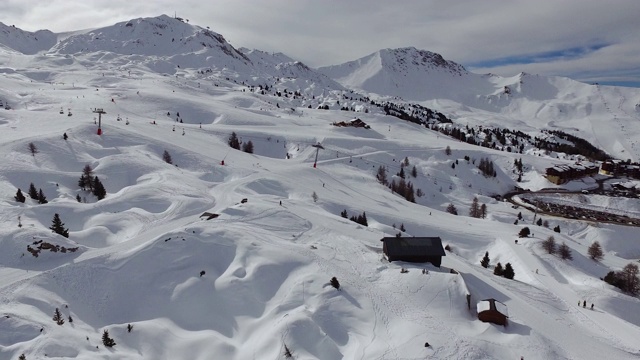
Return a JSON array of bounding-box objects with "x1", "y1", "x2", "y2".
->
[{"x1": 2, "y1": 0, "x2": 639, "y2": 87}]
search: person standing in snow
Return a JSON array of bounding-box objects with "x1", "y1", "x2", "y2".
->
[{"x1": 583, "y1": 300, "x2": 586, "y2": 308}]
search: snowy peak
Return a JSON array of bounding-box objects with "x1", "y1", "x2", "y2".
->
[
  {"x1": 0, "y1": 22, "x2": 56, "y2": 54},
  {"x1": 377, "y1": 47, "x2": 467, "y2": 75},
  {"x1": 51, "y1": 14, "x2": 249, "y2": 63},
  {"x1": 240, "y1": 47, "x2": 345, "y2": 91},
  {"x1": 318, "y1": 47, "x2": 472, "y2": 100}
]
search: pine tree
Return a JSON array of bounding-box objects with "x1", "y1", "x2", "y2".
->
[
  {"x1": 28, "y1": 183, "x2": 38, "y2": 200},
  {"x1": 78, "y1": 175, "x2": 88, "y2": 191},
  {"x1": 127, "y1": 324, "x2": 133, "y2": 333},
  {"x1": 162, "y1": 150, "x2": 173, "y2": 164},
  {"x1": 19, "y1": 354, "x2": 26, "y2": 360},
  {"x1": 15, "y1": 188, "x2": 26, "y2": 203},
  {"x1": 405, "y1": 182, "x2": 416, "y2": 203},
  {"x1": 445, "y1": 146, "x2": 451, "y2": 156},
  {"x1": 536, "y1": 218, "x2": 543, "y2": 226},
  {"x1": 357, "y1": 212, "x2": 368, "y2": 226},
  {"x1": 621, "y1": 263, "x2": 640, "y2": 295},
  {"x1": 588, "y1": 241, "x2": 604, "y2": 261},
  {"x1": 389, "y1": 179, "x2": 397, "y2": 193},
  {"x1": 28, "y1": 142, "x2": 38, "y2": 156},
  {"x1": 604, "y1": 271, "x2": 624, "y2": 290},
  {"x1": 398, "y1": 166, "x2": 405, "y2": 179},
  {"x1": 37, "y1": 189, "x2": 48, "y2": 204},
  {"x1": 340, "y1": 209, "x2": 348, "y2": 218},
  {"x1": 76, "y1": 194, "x2": 82, "y2": 203},
  {"x1": 330, "y1": 277, "x2": 340, "y2": 290},
  {"x1": 68, "y1": 315, "x2": 73, "y2": 323},
  {"x1": 518, "y1": 227, "x2": 530, "y2": 238},
  {"x1": 102, "y1": 329, "x2": 116, "y2": 347},
  {"x1": 53, "y1": 308, "x2": 64, "y2": 325},
  {"x1": 481, "y1": 251, "x2": 490, "y2": 268},
  {"x1": 480, "y1": 203, "x2": 487, "y2": 219},
  {"x1": 50, "y1": 213, "x2": 69, "y2": 238},
  {"x1": 376, "y1": 165, "x2": 388, "y2": 185},
  {"x1": 79, "y1": 164, "x2": 94, "y2": 191},
  {"x1": 553, "y1": 225, "x2": 561, "y2": 233},
  {"x1": 93, "y1": 176, "x2": 107, "y2": 200},
  {"x1": 242, "y1": 140, "x2": 254, "y2": 153},
  {"x1": 493, "y1": 262, "x2": 504, "y2": 276},
  {"x1": 284, "y1": 344, "x2": 293, "y2": 358},
  {"x1": 228, "y1": 132, "x2": 240, "y2": 149},
  {"x1": 503, "y1": 263, "x2": 515, "y2": 279},
  {"x1": 558, "y1": 242, "x2": 573, "y2": 260},
  {"x1": 400, "y1": 223, "x2": 406, "y2": 232},
  {"x1": 541, "y1": 235, "x2": 556, "y2": 254},
  {"x1": 411, "y1": 165, "x2": 417, "y2": 178},
  {"x1": 469, "y1": 197, "x2": 481, "y2": 218},
  {"x1": 446, "y1": 203, "x2": 458, "y2": 215}
]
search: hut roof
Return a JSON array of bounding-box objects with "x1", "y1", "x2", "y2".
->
[
  {"x1": 477, "y1": 298, "x2": 508, "y2": 317},
  {"x1": 380, "y1": 237, "x2": 446, "y2": 257}
]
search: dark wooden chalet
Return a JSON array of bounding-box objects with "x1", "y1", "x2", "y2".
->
[
  {"x1": 380, "y1": 237, "x2": 446, "y2": 267},
  {"x1": 545, "y1": 163, "x2": 599, "y2": 184},
  {"x1": 601, "y1": 160, "x2": 640, "y2": 179},
  {"x1": 477, "y1": 298, "x2": 509, "y2": 326}
]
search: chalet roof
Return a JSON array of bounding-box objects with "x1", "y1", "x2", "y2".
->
[
  {"x1": 380, "y1": 237, "x2": 446, "y2": 257},
  {"x1": 477, "y1": 298, "x2": 508, "y2": 317},
  {"x1": 547, "y1": 163, "x2": 598, "y2": 174}
]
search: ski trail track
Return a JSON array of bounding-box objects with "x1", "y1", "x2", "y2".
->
[{"x1": 595, "y1": 86, "x2": 639, "y2": 161}]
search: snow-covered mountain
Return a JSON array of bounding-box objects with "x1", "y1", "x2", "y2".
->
[
  {"x1": 51, "y1": 15, "x2": 248, "y2": 61},
  {"x1": 319, "y1": 47, "x2": 471, "y2": 99},
  {"x1": 1, "y1": 15, "x2": 640, "y2": 360},
  {"x1": 320, "y1": 47, "x2": 640, "y2": 162},
  {"x1": 0, "y1": 22, "x2": 56, "y2": 55},
  {"x1": 239, "y1": 48, "x2": 347, "y2": 92}
]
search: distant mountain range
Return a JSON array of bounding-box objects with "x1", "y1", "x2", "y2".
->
[{"x1": 1, "y1": 14, "x2": 640, "y2": 160}]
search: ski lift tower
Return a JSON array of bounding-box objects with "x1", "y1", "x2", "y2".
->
[
  {"x1": 312, "y1": 142, "x2": 324, "y2": 168},
  {"x1": 93, "y1": 108, "x2": 106, "y2": 135}
]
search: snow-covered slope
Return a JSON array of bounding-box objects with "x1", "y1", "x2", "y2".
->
[
  {"x1": 1, "y1": 16, "x2": 640, "y2": 360},
  {"x1": 0, "y1": 22, "x2": 56, "y2": 55}
]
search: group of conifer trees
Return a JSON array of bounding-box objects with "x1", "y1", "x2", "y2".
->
[
  {"x1": 480, "y1": 251, "x2": 515, "y2": 279},
  {"x1": 228, "y1": 132, "x2": 254, "y2": 153},
  {"x1": 78, "y1": 164, "x2": 106, "y2": 200},
  {"x1": 14, "y1": 183, "x2": 48, "y2": 204}
]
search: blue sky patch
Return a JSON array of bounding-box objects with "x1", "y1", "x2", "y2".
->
[{"x1": 466, "y1": 43, "x2": 610, "y2": 69}]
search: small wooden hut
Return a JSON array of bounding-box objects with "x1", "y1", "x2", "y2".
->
[{"x1": 477, "y1": 298, "x2": 508, "y2": 326}]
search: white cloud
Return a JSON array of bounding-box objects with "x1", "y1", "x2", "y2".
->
[{"x1": 1, "y1": 0, "x2": 638, "y2": 85}]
